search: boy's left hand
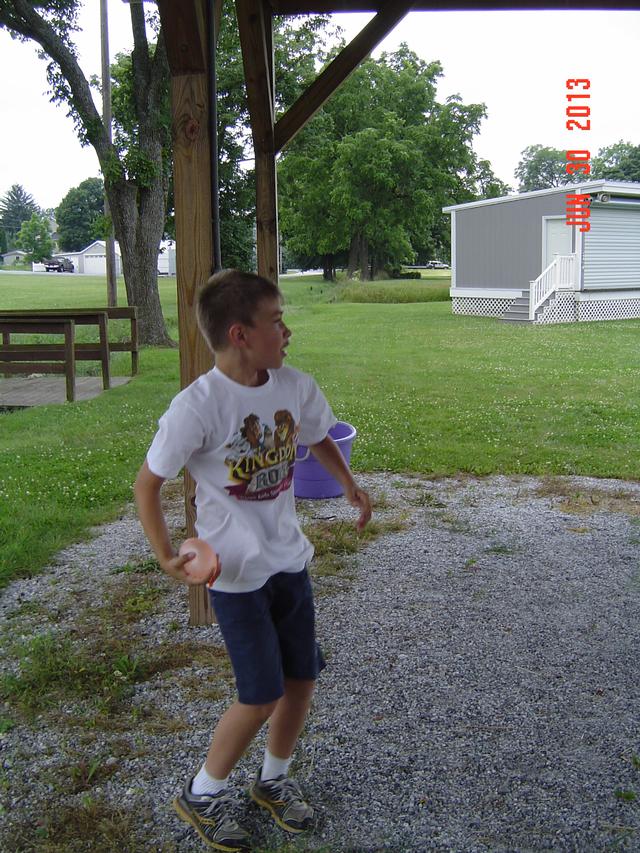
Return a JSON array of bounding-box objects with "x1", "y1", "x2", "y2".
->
[{"x1": 345, "y1": 484, "x2": 372, "y2": 531}]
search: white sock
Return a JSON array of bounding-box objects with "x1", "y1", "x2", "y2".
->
[
  {"x1": 261, "y1": 748, "x2": 292, "y2": 781},
  {"x1": 191, "y1": 764, "x2": 229, "y2": 796}
]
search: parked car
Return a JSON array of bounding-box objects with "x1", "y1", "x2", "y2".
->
[
  {"x1": 44, "y1": 257, "x2": 75, "y2": 272},
  {"x1": 425, "y1": 260, "x2": 449, "y2": 269}
]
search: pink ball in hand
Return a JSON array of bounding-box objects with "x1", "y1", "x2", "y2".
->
[{"x1": 179, "y1": 538, "x2": 220, "y2": 585}]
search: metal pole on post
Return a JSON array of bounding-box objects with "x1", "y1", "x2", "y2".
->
[
  {"x1": 100, "y1": 0, "x2": 118, "y2": 307},
  {"x1": 208, "y1": 0, "x2": 222, "y2": 274}
]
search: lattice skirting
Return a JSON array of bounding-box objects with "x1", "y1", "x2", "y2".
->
[
  {"x1": 451, "y1": 297, "x2": 516, "y2": 317},
  {"x1": 453, "y1": 294, "x2": 640, "y2": 323},
  {"x1": 535, "y1": 292, "x2": 577, "y2": 324},
  {"x1": 577, "y1": 299, "x2": 640, "y2": 322},
  {"x1": 537, "y1": 293, "x2": 640, "y2": 324}
]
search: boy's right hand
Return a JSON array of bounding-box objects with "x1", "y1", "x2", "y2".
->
[{"x1": 161, "y1": 552, "x2": 218, "y2": 586}]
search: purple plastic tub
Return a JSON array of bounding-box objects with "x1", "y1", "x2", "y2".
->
[{"x1": 293, "y1": 421, "x2": 357, "y2": 499}]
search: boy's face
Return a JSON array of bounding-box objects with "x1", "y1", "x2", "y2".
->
[{"x1": 242, "y1": 297, "x2": 291, "y2": 370}]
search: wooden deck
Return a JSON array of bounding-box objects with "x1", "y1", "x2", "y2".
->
[{"x1": 0, "y1": 375, "x2": 132, "y2": 408}]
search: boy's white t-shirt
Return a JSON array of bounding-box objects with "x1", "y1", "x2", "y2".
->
[{"x1": 146, "y1": 365, "x2": 337, "y2": 593}]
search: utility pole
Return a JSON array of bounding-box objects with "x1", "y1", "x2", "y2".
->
[{"x1": 100, "y1": 0, "x2": 118, "y2": 306}]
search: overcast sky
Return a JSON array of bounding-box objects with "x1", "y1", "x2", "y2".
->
[{"x1": 1, "y1": 4, "x2": 639, "y2": 211}]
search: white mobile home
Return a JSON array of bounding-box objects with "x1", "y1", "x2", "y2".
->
[{"x1": 443, "y1": 180, "x2": 640, "y2": 324}]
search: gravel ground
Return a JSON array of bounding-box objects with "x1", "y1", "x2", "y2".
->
[{"x1": 1, "y1": 473, "x2": 640, "y2": 852}]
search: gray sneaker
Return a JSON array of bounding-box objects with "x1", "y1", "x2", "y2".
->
[
  {"x1": 249, "y1": 769, "x2": 314, "y2": 833},
  {"x1": 173, "y1": 778, "x2": 252, "y2": 851}
]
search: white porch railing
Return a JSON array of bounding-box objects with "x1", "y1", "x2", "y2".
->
[{"x1": 529, "y1": 254, "x2": 576, "y2": 320}]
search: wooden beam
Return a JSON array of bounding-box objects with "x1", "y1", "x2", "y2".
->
[
  {"x1": 235, "y1": 0, "x2": 275, "y2": 149},
  {"x1": 236, "y1": 0, "x2": 279, "y2": 280},
  {"x1": 274, "y1": 1, "x2": 415, "y2": 152},
  {"x1": 157, "y1": 0, "x2": 207, "y2": 74},
  {"x1": 255, "y1": 149, "x2": 279, "y2": 281}
]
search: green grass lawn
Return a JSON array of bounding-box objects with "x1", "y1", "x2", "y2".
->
[{"x1": 1, "y1": 271, "x2": 639, "y2": 586}]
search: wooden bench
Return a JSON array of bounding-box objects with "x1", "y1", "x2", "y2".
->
[
  {"x1": 0, "y1": 318, "x2": 77, "y2": 401},
  {"x1": 0, "y1": 306, "x2": 139, "y2": 403},
  {"x1": 0, "y1": 309, "x2": 110, "y2": 392}
]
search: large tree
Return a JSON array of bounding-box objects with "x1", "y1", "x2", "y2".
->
[
  {"x1": 514, "y1": 144, "x2": 585, "y2": 192},
  {"x1": 0, "y1": 0, "x2": 172, "y2": 344},
  {"x1": 592, "y1": 141, "x2": 640, "y2": 182},
  {"x1": 56, "y1": 177, "x2": 105, "y2": 252},
  {"x1": 0, "y1": 183, "x2": 40, "y2": 249},
  {"x1": 278, "y1": 45, "x2": 496, "y2": 280}
]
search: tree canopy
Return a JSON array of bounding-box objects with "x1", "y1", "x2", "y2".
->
[
  {"x1": 514, "y1": 145, "x2": 580, "y2": 192},
  {"x1": 278, "y1": 44, "x2": 502, "y2": 279},
  {"x1": 515, "y1": 141, "x2": 640, "y2": 191},
  {"x1": 592, "y1": 141, "x2": 640, "y2": 182}
]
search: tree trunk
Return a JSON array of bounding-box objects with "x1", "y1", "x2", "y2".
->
[
  {"x1": 322, "y1": 254, "x2": 334, "y2": 281},
  {"x1": 109, "y1": 160, "x2": 174, "y2": 347},
  {"x1": 347, "y1": 234, "x2": 359, "y2": 279},
  {"x1": 371, "y1": 254, "x2": 385, "y2": 280},
  {"x1": 348, "y1": 233, "x2": 370, "y2": 279},
  {"x1": 359, "y1": 236, "x2": 370, "y2": 282}
]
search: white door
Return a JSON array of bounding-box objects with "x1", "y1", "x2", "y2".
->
[{"x1": 543, "y1": 217, "x2": 573, "y2": 269}]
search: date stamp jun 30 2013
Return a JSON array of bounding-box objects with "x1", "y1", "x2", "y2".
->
[{"x1": 565, "y1": 78, "x2": 591, "y2": 232}]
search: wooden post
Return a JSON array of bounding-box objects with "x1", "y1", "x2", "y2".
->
[
  {"x1": 63, "y1": 320, "x2": 76, "y2": 404},
  {"x1": 162, "y1": 0, "x2": 216, "y2": 625},
  {"x1": 236, "y1": 0, "x2": 279, "y2": 281},
  {"x1": 173, "y1": 73, "x2": 216, "y2": 625},
  {"x1": 255, "y1": 149, "x2": 279, "y2": 282}
]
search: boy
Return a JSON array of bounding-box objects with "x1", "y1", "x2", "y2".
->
[{"x1": 135, "y1": 269, "x2": 371, "y2": 851}]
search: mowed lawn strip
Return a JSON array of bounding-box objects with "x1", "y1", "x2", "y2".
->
[
  {"x1": 288, "y1": 301, "x2": 640, "y2": 477},
  {"x1": 1, "y1": 273, "x2": 639, "y2": 586}
]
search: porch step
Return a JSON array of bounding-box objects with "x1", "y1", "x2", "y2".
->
[{"x1": 500, "y1": 295, "x2": 532, "y2": 324}]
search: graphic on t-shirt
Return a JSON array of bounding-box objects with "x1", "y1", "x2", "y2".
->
[{"x1": 224, "y1": 410, "x2": 299, "y2": 500}]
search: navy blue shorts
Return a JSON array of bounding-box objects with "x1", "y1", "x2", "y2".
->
[{"x1": 209, "y1": 568, "x2": 325, "y2": 705}]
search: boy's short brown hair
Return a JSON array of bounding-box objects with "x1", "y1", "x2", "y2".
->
[{"x1": 196, "y1": 269, "x2": 282, "y2": 351}]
